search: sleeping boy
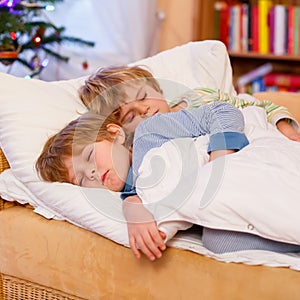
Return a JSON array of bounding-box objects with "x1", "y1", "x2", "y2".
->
[
  {"x1": 79, "y1": 65, "x2": 300, "y2": 141},
  {"x1": 36, "y1": 102, "x2": 300, "y2": 261}
]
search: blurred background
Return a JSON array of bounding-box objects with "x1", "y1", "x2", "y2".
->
[{"x1": 0, "y1": 0, "x2": 202, "y2": 80}]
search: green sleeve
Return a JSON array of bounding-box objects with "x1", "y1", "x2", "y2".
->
[{"x1": 170, "y1": 87, "x2": 295, "y2": 127}]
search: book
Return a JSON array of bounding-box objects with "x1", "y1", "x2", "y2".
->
[
  {"x1": 237, "y1": 62, "x2": 273, "y2": 87},
  {"x1": 219, "y1": 1, "x2": 230, "y2": 48},
  {"x1": 258, "y1": 0, "x2": 273, "y2": 54},
  {"x1": 247, "y1": 2, "x2": 253, "y2": 51},
  {"x1": 264, "y1": 73, "x2": 300, "y2": 88},
  {"x1": 252, "y1": 4, "x2": 259, "y2": 52},
  {"x1": 229, "y1": 5, "x2": 241, "y2": 51},
  {"x1": 252, "y1": 77, "x2": 266, "y2": 93},
  {"x1": 293, "y1": 6, "x2": 300, "y2": 55},
  {"x1": 274, "y1": 5, "x2": 287, "y2": 55},
  {"x1": 241, "y1": 3, "x2": 249, "y2": 51},
  {"x1": 287, "y1": 6, "x2": 295, "y2": 55},
  {"x1": 269, "y1": 6, "x2": 275, "y2": 53}
]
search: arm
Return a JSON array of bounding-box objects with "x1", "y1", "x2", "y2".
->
[
  {"x1": 124, "y1": 102, "x2": 248, "y2": 260},
  {"x1": 123, "y1": 194, "x2": 166, "y2": 261},
  {"x1": 276, "y1": 119, "x2": 300, "y2": 141},
  {"x1": 125, "y1": 102, "x2": 248, "y2": 260},
  {"x1": 133, "y1": 101, "x2": 249, "y2": 178},
  {"x1": 173, "y1": 87, "x2": 300, "y2": 141}
]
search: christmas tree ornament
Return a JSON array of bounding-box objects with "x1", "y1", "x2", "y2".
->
[
  {"x1": 0, "y1": 50, "x2": 18, "y2": 65},
  {"x1": 82, "y1": 60, "x2": 89, "y2": 70},
  {"x1": 0, "y1": 0, "x2": 95, "y2": 77}
]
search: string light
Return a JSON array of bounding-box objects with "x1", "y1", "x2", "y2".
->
[
  {"x1": 34, "y1": 36, "x2": 41, "y2": 44},
  {"x1": 40, "y1": 58, "x2": 49, "y2": 67},
  {"x1": 45, "y1": 5, "x2": 55, "y2": 11},
  {"x1": 10, "y1": 32, "x2": 17, "y2": 40},
  {"x1": 7, "y1": 0, "x2": 14, "y2": 7}
]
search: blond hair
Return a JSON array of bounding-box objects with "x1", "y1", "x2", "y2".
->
[
  {"x1": 35, "y1": 112, "x2": 131, "y2": 184},
  {"x1": 79, "y1": 65, "x2": 162, "y2": 116}
]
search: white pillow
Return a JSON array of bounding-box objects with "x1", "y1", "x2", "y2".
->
[{"x1": 0, "y1": 40, "x2": 234, "y2": 246}]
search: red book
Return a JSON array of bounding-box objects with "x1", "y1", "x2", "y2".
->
[
  {"x1": 264, "y1": 73, "x2": 300, "y2": 88},
  {"x1": 288, "y1": 6, "x2": 295, "y2": 55},
  {"x1": 269, "y1": 6, "x2": 275, "y2": 53},
  {"x1": 252, "y1": 4, "x2": 259, "y2": 52},
  {"x1": 219, "y1": 2, "x2": 230, "y2": 48}
]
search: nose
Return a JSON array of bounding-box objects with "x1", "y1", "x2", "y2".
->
[{"x1": 136, "y1": 103, "x2": 150, "y2": 116}]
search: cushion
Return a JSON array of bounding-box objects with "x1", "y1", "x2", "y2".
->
[{"x1": 0, "y1": 40, "x2": 234, "y2": 245}]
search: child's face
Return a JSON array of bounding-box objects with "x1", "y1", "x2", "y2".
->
[
  {"x1": 118, "y1": 81, "x2": 171, "y2": 132},
  {"x1": 64, "y1": 137, "x2": 131, "y2": 192}
]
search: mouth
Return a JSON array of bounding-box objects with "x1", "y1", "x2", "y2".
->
[{"x1": 101, "y1": 170, "x2": 109, "y2": 185}]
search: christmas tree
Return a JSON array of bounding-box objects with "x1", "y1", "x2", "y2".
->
[{"x1": 0, "y1": 0, "x2": 95, "y2": 77}]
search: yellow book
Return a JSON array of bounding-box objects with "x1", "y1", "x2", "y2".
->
[{"x1": 258, "y1": 0, "x2": 273, "y2": 53}]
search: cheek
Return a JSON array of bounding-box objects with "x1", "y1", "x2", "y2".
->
[
  {"x1": 111, "y1": 145, "x2": 130, "y2": 173},
  {"x1": 151, "y1": 98, "x2": 169, "y2": 112},
  {"x1": 94, "y1": 144, "x2": 111, "y2": 169},
  {"x1": 123, "y1": 117, "x2": 144, "y2": 132}
]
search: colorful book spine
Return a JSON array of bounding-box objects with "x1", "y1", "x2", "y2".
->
[
  {"x1": 252, "y1": 4, "x2": 259, "y2": 52},
  {"x1": 237, "y1": 62, "x2": 273, "y2": 87},
  {"x1": 264, "y1": 73, "x2": 300, "y2": 88},
  {"x1": 241, "y1": 3, "x2": 249, "y2": 51},
  {"x1": 293, "y1": 6, "x2": 300, "y2": 55},
  {"x1": 258, "y1": 0, "x2": 273, "y2": 54},
  {"x1": 219, "y1": 1, "x2": 230, "y2": 48},
  {"x1": 288, "y1": 6, "x2": 295, "y2": 55},
  {"x1": 229, "y1": 5, "x2": 241, "y2": 51},
  {"x1": 274, "y1": 5, "x2": 286, "y2": 55},
  {"x1": 252, "y1": 77, "x2": 266, "y2": 93},
  {"x1": 247, "y1": 3, "x2": 253, "y2": 51},
  {"x1": 269, "y1": 6, "x2": 275, "y2": 53}
]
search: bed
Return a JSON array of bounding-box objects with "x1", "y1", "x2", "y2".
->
[{"x1": 1, "y1": 40, "x2": 300, "y2": 300}]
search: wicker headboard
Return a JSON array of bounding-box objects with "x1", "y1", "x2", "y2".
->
[
  {"x1": 0, "y1": 148, "x2": 9, "y2": 173},
  {"x1": 0, "y1": 148, "x2": 10, "y2": 210}
]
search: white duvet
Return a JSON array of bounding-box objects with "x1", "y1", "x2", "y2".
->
[
  {"x1": 135, "y1": 107, "x2": 300, "y2": 269},
  {"x1": 1, "y1": 107, "x2": 300, "y2": 270}
]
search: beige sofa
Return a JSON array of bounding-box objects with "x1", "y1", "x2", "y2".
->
[{"x1": 0, "y1": 91, "x2": 300, "y2": 300}]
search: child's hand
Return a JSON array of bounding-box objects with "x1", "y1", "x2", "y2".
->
[
  {"x1": 123, "y1": 195, "x2": 166, "y2": 261},
  {"x1": 127, "y1": 220, "x2": 166, "y2": 261},
  {"x1": 276, "y1": 119, "x2": 300, "y2": 142}
]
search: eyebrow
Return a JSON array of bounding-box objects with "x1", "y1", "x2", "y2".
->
[
  {"x1": 124, "y1": 85, "x2": 144, "y2": 105},
  {"x1": 136, "y1": 85, "x2": 144, "y2": 99}
]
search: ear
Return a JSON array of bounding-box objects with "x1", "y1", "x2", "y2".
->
[{"x1": 106, "y1": 123, "x2": 126, "y2": 145}]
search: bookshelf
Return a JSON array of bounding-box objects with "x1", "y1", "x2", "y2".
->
[{"x1": 197, "y1": 0, "x2": 300, "y2": 92}]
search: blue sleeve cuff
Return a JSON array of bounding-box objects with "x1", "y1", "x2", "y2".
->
[
  {"x1": 120, "y1": 188, "x2": 137, "y2": 201},
  {"x1": 208, "y1": 132, "x2": 249, "y2": 153}
]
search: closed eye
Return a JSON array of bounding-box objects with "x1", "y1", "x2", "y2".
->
[
  {"x1": 139, "y1": 92, "x2": 147, "y2": 101},
  {"x1": 87, "y1": 148, "x2": 93, "y2": 161},
  {"x1": 122, "y1": 111, "x2": 134, "y2": 124}
]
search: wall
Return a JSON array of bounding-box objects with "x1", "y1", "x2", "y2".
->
[
  {"x1": 0, "y1": 0, "x2": 159, "y2": 80},
  {"x1": 157, "y1": 0, "x2": 200, "y2": 51}
]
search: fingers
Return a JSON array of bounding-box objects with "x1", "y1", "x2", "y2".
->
[
  {"x1": 129, "y1": 227, "x2": 166, "y2": 261},
  {"x1": 136, "y1": 234, "x2": 161, "y2": 261},
  {"x1": 159, "y1": 230, "x2": 166, "y2": 240},
  {"x1": 129, "y1": 236, "x2": 141, "y2": 259}
]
